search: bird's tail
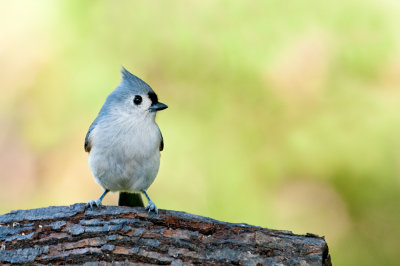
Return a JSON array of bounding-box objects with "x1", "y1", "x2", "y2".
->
[{"x1": 118, "y1": 192, "x2": 144, "y2": 207}]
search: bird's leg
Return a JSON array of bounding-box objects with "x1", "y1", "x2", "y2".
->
[
  {"x1": 87, "y1": 189, "x2": 109, "y2": 209},
  {"x1": 142, "y1": 190, "x2": 158, "y2": 214}
]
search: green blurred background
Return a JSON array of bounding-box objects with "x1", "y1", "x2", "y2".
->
[{"x1": 1, "y1": 0, "x2": 400, "y2": 264}]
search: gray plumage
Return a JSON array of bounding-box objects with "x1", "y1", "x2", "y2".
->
[{"x1": 85, "y1": 67, "x2": 168, "y2": 213}]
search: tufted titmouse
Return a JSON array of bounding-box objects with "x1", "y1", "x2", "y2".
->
[{"x1": 84, "y1": 67, "x2": 167, "y2": 213}]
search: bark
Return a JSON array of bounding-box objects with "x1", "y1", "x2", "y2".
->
[{"x1": 0, "y1": 204, "x2": 331, "y2": 265}]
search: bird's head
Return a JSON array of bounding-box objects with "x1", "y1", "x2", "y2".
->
[{"x1": 103, "y1": 67, "x2": 168, "y2": 121}]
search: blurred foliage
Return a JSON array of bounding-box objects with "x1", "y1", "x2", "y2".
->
[{"x1": 1, "y1": 0, "x2": 400, "y2": 265}]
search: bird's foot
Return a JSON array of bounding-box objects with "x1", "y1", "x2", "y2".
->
[
  {"x1": 145, "y1": 200, "x2": 158, "y2": 214},
  {"x1": 86, "y1": 199, "x2": 103, "y2": 209}
]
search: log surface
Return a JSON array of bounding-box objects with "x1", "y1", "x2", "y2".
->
[{"x1": 0, "y1": 204, "x2": 331, "y2": 265}]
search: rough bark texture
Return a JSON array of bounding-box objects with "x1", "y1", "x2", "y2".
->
[{"x1": 0, "y1": 204, "x2": 331, "y2": 265}]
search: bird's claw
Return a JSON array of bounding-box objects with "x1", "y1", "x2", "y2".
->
[
  {"x1": 86, "y1": 199, "x2": 103, "y2": 209},
  {"x1": 145, "y1": 200, "x2": 158, "y2": 214}
]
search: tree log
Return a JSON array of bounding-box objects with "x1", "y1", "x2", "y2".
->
[{"x1": 0, "y1": 204, "x2": 331, "y2": 265}]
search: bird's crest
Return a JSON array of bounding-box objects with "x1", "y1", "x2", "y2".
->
[{"x1": 120, "y1": 66, "x2": 154, "y2": 94}]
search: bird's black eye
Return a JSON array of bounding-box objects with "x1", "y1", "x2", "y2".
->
[{"x1": 133, "y1": 95, "x2": 142, "y2": 105}]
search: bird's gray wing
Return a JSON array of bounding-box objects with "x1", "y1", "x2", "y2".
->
[
  {"x1": 84, "y1": 120, "x2": 98, "y2": 153},
  {"x1": 159, "y1": 127, "x2": 164, "y2": 151}
]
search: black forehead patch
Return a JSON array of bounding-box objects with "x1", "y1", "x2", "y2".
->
[{"x1": 148, "y1": 92, "x2": 158, "y2": 105}]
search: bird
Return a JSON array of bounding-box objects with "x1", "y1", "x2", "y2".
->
[{"x1": 84, "y1": 67, "x2": 167, "y2": 213}]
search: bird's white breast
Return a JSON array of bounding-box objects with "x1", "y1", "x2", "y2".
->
[{"x1": 88, "y1": 114, "x2": 161, "y2": 192}]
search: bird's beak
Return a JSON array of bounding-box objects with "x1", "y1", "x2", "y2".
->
[{"x1": 149, "y1": 102, "x2": 168, "y2": 112}]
